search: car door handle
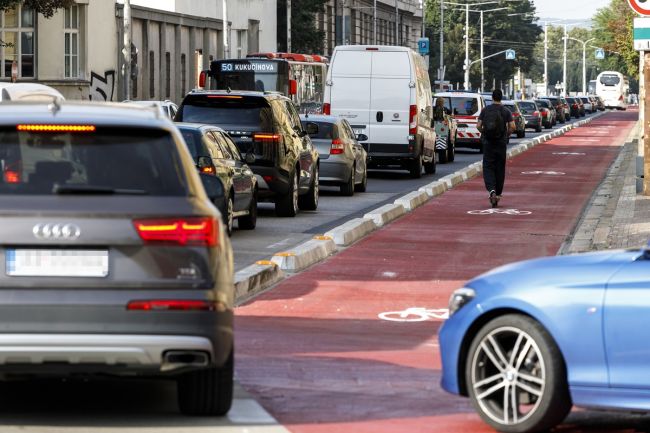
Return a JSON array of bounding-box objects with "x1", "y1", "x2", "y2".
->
[{"x1": 376, "y1": 112, "x2": 383, "y2": 122}]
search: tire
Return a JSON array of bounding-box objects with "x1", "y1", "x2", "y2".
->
[
  {"x1": 447, "y1": 141, "x2": 455, "y2": 162},
  {"x1": 437, "y1": 148, "x2": 448, "y2": 164},
  {"x1": 516, "y1": 129, "x2": 525, "y2": 139},
  {"x1": 275, "y1": 171, "x2": 299, "y2": 217},
  {"x1": 355, "y1": 164, "x2": 367, "y2": 192},
  {"x1": 409, "y1": 154, "x2": 423, "y2": 178},
  {"x1": 465, "y1": 314, "x2": 572, "y2": 433},
  {"x1": 177, "y1": 350, "x2": 234, "y2": 416},
  {"x1": 223, "y1": 194, "x2": 234, "y2": 237},
  {"x1": 340, "y1": 166, "x2": 355, "y2": 196},
  {"x1": 424, "y1": 157, "x2": 436, "y2": 174},
  {"x1": 238, "y1": 189, "x2": 257, "y2": 230},
  {"x1": 298, "y1": 165, "x2": 319, "y2": 210},
  {"x1": 535, "y1": 125, "x2": 542, "y2": 133}
]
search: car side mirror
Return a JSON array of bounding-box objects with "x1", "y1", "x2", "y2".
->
[
  {"x1": 199, "y1": 173, "x2": 224, "y2": 203},
  {"x1": 304, "y1": 122, "x2": 319, "y2": 136},
  {"x1": 356, "y1": 134, "x2": 368, "y2": 142},
  {"x1": 245, "y1": 153, "x2": 256, "y2": 164},
  {"x1": 197, "y1": 156, "x2": 212, "y2": 169}
]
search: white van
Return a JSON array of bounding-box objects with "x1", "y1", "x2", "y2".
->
[{"x1": 323, "y1": 45, "x2": 435, "y2": 178}]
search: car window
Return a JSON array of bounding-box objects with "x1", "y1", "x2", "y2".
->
[
  {"x1": 535, "y1": 100, "x2": 550, "y2": 108},
  {"x1": 179, "y1": 96, "x2": 274, "y2": 131},
  {"x1": 212, "y1": 132, "x2": 236, "y2": 160},
  {"x1": 0, "y1": 127, "x2": 188, "y2": 196},
  {"x1": 170, "y1": 104, "x2": 178, "y2": 118},
  {"x1": 203, "y1": 132, "x2": 225, "y2": 159},
  {"x1": 518, "y1": 102, "x2": 536, "y2": 111},
  {"x1": 222, "y1": 133, "x2": 242, "y2": 161},
  {"x1": 301, "y1": 120, "x2": 338, "y2": 140},
  {"x1": 504, "y1": 104, "x2": 517, "y2": 113},
  {"x1": 284, "y1": 101, "x2": 302, "y2": 131},
  {"x1": 341, "y1": 119, "x2": 356, "y2": 140},
  {"x1": 449, "y1": 97, "x2": 479, "y2": 115},
  {"x1": 179, "y1": 129, "x2": 207, "y2": 160}
]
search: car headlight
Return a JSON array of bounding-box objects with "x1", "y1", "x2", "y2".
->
[{"x1": 448, "y1": 287, "x2": 476, "y2": 317}]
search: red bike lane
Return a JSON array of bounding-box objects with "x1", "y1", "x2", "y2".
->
[{"x1": 235, "y1": 111, "x2": 637, "y2": 433}]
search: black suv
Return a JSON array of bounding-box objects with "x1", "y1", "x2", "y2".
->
[{"x1": 176, "y1": 91, "x2": 320, "y2": 217}]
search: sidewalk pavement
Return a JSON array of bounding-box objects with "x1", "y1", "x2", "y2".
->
[{"x1": 561, "y1": 115, "x2": 650, "y2": 253}]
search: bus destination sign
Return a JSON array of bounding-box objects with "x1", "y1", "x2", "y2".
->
[{"x1": 220, "y1": 62, "x2": 278, "y2": 73}]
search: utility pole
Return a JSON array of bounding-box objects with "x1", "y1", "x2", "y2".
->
[
  {"x1": 287, "y1": 0, "x2": 291, "y2": 51},
  {"x1": 644, "y1": 52, "x2": 650, "y2": 195},
  {"x1": 374, "y1": 0, "x2": 377, "y2": 44},
  {"x1": 563, "y1": 24, "x2": 567, "y2": 96},
  {"x1": 464, "y1": 3, "x2": 469, "y2": 90},
  {"x1": 395, "y1": 0, "x2": 399, "y2": 45},
  {"x1": 567, "y1": 36, "x2": 595, "y2": 95},
  {"x1": 223, "y1": 0, "x2": 229, "y2": 57},
  {"x1": 439, "y1": 0, "x2": 444, "y2": 91},
  {"x1": 544, "y1": 22, "x2": 549, "y2": 95},
  {"x1": 122, "y1": 0, "x2": 131, "y2": 101}
]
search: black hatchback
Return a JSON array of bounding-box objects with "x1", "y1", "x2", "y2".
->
[
  {"x1": 175, "y1": 91, "x2": 320, "y2": 217},
  {"x1": 0, "y1": 101, "x2": 235, "y2": 416}
]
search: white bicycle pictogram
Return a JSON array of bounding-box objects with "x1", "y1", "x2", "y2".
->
[
  {"x1": 467, "y1": 208, "x2": 532, "y2": 215},
  {"x1": 521, "y1": 170, "x2": 566, "y2": 175},
  {"x1": 553, "y1": 152, "x2": 586, "y2": 156},
  {"x1": 378, "y1": 307, "x2": 450, "y2": 322}
]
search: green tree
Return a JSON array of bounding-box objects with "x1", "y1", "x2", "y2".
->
[
  {"x1": 591, "y1": 0, "x2": 638, "y2": 81},
  {"x1": 425, "y1": 0, "x2": 540, "y2": 90},
  {"x1": 0, "y1": 0, "x2": 74, "y2": 18},
  {"x1": 277, "y1": 0, "x2": 327, "y2": 53}
]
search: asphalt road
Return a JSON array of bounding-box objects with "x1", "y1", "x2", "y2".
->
[{"x1": 231, "y1": 113, "x2": 599, "y2": 270}]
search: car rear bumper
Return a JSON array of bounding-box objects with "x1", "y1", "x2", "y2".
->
[
  {"x1": 0, "y1": 334, "x2": 214, "y2": 374},
  {"x1": 250, "y1": 166, "x2": 290, "y2": 199},
  {"x1": 319, "y1": 159, "x2": 353, "y2": 184}
]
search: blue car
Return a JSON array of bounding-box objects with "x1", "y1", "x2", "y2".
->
[{"x1": 439, "y1": 247, "x2": 650, "y2": 433}]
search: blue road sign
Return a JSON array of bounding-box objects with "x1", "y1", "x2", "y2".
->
[
  {"x1": 595, "y1": 48, "x2": 605, "y2": 59},
  {"x1": 505, "y1": 49, "x2": 516, "y2": 60},
  {"x1": 417, "y1": 38, "x2": 430, "y2": 56}
]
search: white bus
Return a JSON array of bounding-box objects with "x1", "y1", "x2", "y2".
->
[{"x1": 596, "y1": 71, "x2": 629, "y2": 110}]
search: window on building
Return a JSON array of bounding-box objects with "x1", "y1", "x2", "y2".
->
[
  {"x1": 64, "y1": 5, "x2": 79, "y2": 78},
  {"x1": 0, "y1": 6, "x2": 34, "y2": 79},
  {"x1": 165, "y1": 52, "x2": 171, "y2": 99},
  {"x1": 247, "y1": 20, "x2": 259, "y2": 54},
  {"x1": 237, "y1": 30, "x2": 246, "y2": 59},
  {"x1": 180, "y1": 53, "x2": 186, "y2": 96}
]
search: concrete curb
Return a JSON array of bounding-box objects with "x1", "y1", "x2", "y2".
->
[
  {"x1": 419, "y1": 180, "x2": 448, "y2": 197},
  {"x1": 270, "y1": 237, "x2": 337, "y2": 273},
  {"x1": 324, "y1": 217, "x2": 377, "y2": 247},
  {"x1": 234, "y1": 112, "x2": 608, "y2": 304},
  {"x1": 234, "y1": 261, "x2": 285, "y2": 304},
  {"x1": 394, "y1": 190, "x2": 430, "y2": 211},
  {"x1": 439, "y1": 172, "x2": 464, "y2": 189},
  {"x1": 364, "y1": 203, "x2": 406, "y2": 227}
]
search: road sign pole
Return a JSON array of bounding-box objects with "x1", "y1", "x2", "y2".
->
[{"x1": 644, "y1": 52, "x2": 650, "y2": 195}]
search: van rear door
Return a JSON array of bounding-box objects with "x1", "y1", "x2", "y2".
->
[
  {"x1": 329, "y1": 50, "x2": 372, "y2": 134},
  {"x1": 368, "y1": 51, "x2": 411, "y2": 151}
]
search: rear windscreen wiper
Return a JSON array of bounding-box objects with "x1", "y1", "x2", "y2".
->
[{"x1": 52, "y1": 184, "x2": 148, "y2": 195}]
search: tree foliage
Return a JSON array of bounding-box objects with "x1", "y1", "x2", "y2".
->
[
  {"x1": 277, "y1": 0, "x2": 327, "y2": 54},
  {"x1": 0, "y1": 0, "x2": 74, "y2": 18},
  {"x1": 591, "y1": 0, "x2": 638, "y2": 80},
  {"x1": 425, "y1": 0, "x2": 540, "y2": 90}
]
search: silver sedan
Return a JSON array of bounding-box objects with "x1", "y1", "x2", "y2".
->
[{"x1": 300, "y1": 114, "x2": 368, "y2": 196}]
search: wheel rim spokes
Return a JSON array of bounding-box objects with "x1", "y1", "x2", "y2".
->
[{"x1": 472, "y1": 327, "x2": 546, "y2": 426}]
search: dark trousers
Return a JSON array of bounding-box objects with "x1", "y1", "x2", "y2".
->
[{"x1": 482, "y1": 142, "x2": 507, "y2": 195}]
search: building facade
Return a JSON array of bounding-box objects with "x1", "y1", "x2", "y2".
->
[
  {"x1": 317, "y1": 0, "x2": 423, "y2": 55},
  {"x1": 0, "y1": 0, "x2": 277, "y2": 102}
]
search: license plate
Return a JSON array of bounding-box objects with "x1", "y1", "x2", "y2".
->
[{"x1": 6, "y1": 249, "x2": 109, "y2": 277}]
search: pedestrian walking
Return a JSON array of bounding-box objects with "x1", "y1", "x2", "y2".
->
[{"x1": 476, "y1": 89, "x2": 515, "y2": 208}]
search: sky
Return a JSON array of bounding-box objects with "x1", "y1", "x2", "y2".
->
[{"x1": 533, "y1": 0, "x2": 611, "y2": 21}]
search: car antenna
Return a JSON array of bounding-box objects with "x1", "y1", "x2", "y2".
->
[
  {"x1": 48, "y1": 97, "x2": 63, "y2": 115},
  {"x1": 227, "y1": 87, "x2": 232, "y2": 94}
]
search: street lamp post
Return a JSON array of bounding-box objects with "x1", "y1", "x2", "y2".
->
[
  {"x1": 561, "y1": 22, "x2": 585, "y2": 96},
  {"x1": 567, "y1": 36, "x2": 595, "y2": 95},
  {"x1": 541, "y1": 20, "x2": 562, "y2": 95},
  {"x1": 445, "y1": 1, "x2": 497, "y2": 91}
]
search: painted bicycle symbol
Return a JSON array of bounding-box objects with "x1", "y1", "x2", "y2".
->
[
  {"x1": 521, "y1": 170, "x2": 566, "y2": 175},
  {"x1": 378, "y1": 307, "x2": 450, "y2": 322},
  {"x1": 467, "y1": 208, "x2": 532, "y2": 215},
  {"x1": 553, "y1": 152, "x2": 586, "y2": 156}
]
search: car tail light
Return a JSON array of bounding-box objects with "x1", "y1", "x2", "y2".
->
[
  {"x1": 533, "y1": 111, "x2": 540, "y2": 117},
  {"x1": 198, "y1": 71, "x2": 207, "y2": 88},
  {"x1": 409, "y1": 104, "x2": 418, "y2": 135},
  {"x1": 330, "y1": 138, "x2": 345, "y2": 155},
  {"x1": 17, "y1": 124, "x2": 96, "y2": 133},
  {"x1": 133, "y1": 217, "x2": 218, "y2": 247},
  {"x1": 253, "y1": 133, "x2": 283, "y2": 145},
  {"x1": 200, "y1": 165, "x2": 216, "y2": 175},
  {"x1": 207, "y1": 95, "x2": 242, "y2": 99},
  {"x1": 3, "y1": 170, "x2": 19, "y2": 183},
  {"x1": 573, "y1": 103, "x2": 578, "y2": 109},
  {"x1": 126, "y1": 300, "x2": 221, "y2": 311},
  {"x1": 541, "y1": 111, "x2": 547, "y2": 117},
  {"x1": 323, "y1": 103, "x2": 331, "y2": 115},
  {"x1": 263, "y1": 175, "x2": 274, "y2": 183},
  {"x1": 512, "y1": 112, "x2": 520, "y2": 117}
]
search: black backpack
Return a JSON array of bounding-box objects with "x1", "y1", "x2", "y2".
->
[{"x1": 482, "y1": 106, "x2": 505, "y2": 140}]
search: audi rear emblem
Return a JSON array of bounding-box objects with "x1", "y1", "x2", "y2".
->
[{"x1": 32, "y1": 223, "x2": 81, "y2": 240}]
